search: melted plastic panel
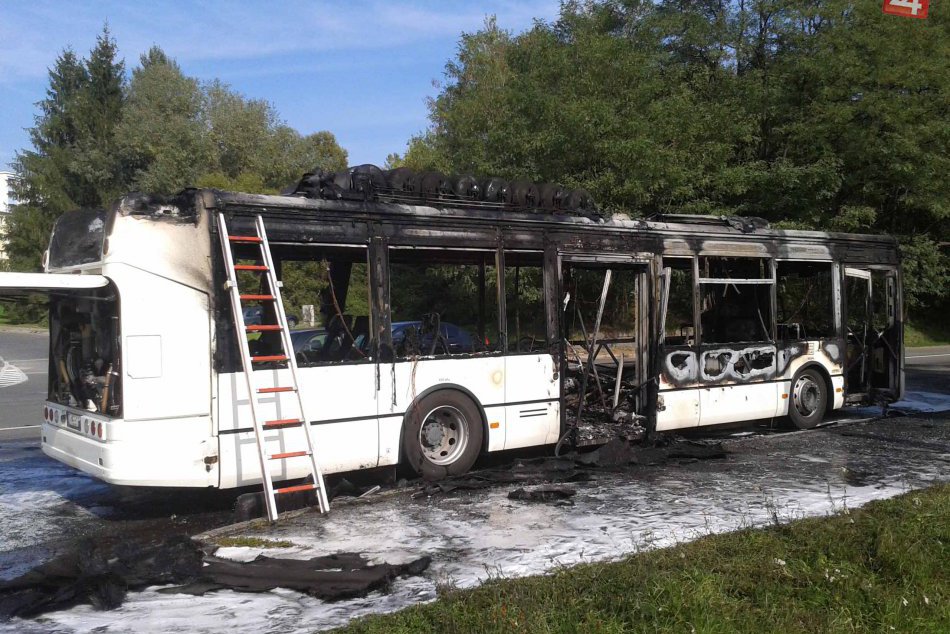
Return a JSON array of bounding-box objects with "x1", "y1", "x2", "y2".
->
[{"x1": 48, "y1": 209, "x2": 108, "y2": 269}]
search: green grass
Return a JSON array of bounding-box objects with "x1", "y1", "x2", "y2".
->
[
  {"x1": 905, "y1": 316, "x2": 950, "y2": 348},
  {"x1": 338, "y1": 485, "x2": 950, "y2": 633},
  {"x1": 214, "y1": 536, "x2": 295, "y2": 549}
]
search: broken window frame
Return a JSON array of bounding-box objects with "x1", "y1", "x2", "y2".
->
[
  {"x1": 501, "y1": 250, "x2": 550, "y2": 355},
  {"x1": 775, "y1": 259, "x2": 837, "y2": 341},
  {"x1": 659, "y1": 256, "x2": 698, "y2": 347},
  {"x1": 270, "y1": 242, "x2": 375, "y2": 367},
  {"x1": 697, "y1": 256, "x2": 776, "y2": 345},
  {"x1": 386, "y1": 246, "x2": 502, "y2": 360}
]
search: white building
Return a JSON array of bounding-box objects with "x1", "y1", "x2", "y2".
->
[{"x1": 0, "y1": 170, "x2": 13, "y2": 260}]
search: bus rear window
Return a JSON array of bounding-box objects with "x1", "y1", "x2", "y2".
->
[{"x1": 48, "y1": 209, "x2": 108, "y2": 269}]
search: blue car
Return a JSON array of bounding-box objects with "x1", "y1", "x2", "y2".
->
[
  {"x1": 242, "y1": 305, "x2": 299, "y2": 328},
  {"x1": 391, "y1": 320, "x2": 476, "y2": 354}
]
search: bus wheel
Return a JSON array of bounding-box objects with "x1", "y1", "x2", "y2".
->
[
  {"x1": 787, "y1": 368, "x2": 827, "y2": 430},
  {"x1": 403, "y1": 391, "x2": 483, "y2": 480}
]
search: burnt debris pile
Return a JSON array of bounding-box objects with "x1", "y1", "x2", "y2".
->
[
  {"x1": 290, "y1": 164, "x2": 599, "y2": 217},
  {"x1": 415, "y1": 438, "x2": 727, "y2": 500},
  {"x1": 0, "y1": 535, "x2": 430, "y2": 619}
]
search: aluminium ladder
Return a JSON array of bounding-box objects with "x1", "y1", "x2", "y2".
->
[{"x1": 217, "y1": 212, "x2": 330, "y2": 521}]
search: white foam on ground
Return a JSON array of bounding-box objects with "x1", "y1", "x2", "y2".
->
[{"x1": 9, "y1": 418, "x2": 946, "y2": 634}]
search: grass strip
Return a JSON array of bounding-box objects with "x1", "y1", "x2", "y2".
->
[{"x1": 338, "y1": 485, "x2": 950, "y2": 633}]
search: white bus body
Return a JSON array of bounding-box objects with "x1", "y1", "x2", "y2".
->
[{"x1": 1, "y1": 189, "x2": 903, "y2": 489}]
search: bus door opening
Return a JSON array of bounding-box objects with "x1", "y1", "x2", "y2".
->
[
  {"x1": 844, "y1": 267, "x2": 900, "y2": 402},
  {"x1": 560, "y1": 260, "x2": 647, "y2": 445}
]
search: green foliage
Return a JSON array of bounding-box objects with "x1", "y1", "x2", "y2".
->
[
  {"x1": 404, "y1": 1, "x2": 949, "y2": 308},
  {"x1": 6, "y1": 35, "x2": 348, "y2": 278},
  {"x1": 114, "y1": 47, "x2": 208, "y2": 194},
  {"x1": 339, "y1": 484, "x2": 950, "y2": 633}
]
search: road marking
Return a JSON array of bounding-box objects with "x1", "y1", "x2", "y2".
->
[
  {"x1": 906, "y1": 353, "x2": 950, "y2": 359},
  {"x1": 0, "y1": 362, "x2": 29, "y2": 388},
  {"x1": 0, "y1": 425, "x2": 40, "y2": 432}
]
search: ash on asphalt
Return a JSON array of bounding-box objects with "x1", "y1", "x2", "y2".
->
[{"x1": 1, "y1": 404, "x2": 948, "y2": 632}]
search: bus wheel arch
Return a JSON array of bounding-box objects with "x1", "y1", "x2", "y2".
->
[
  {"x1": 786, "y1": 364, "x2": 831, "y2": 430},
  {"x1": 400, "y1": 386, "x2": 486, "y2": 480}
]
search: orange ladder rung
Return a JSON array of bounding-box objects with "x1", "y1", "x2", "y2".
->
[
  {"x1": 252, "y1": 355, "x2": 288, "y2": 363},
  {"x1": 258, "y1": 386, "x2": 295, "y2": 394},
  {"x1": 246, "y1": 324, "x2": 282, "y2": 332},
  {"x1": 234, "y1": 264, "x2": 269, "y2": 271},
  {"x1": 240, "y1": 294, "x2": 275, "y2": 301},
  {"x1": 229, "y1": 235, "x2": 262, "y2": 243},
  {"x1": 263, "y1": 418, "x2": 303, "y2": 428},
  {"x1": 275, "y1": 483, "x2": 317, "y2": 495},
  {"x1": 270, "y1": 451, "x2": 310, "y2": 460}
]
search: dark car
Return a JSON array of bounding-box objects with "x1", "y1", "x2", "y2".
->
[
  {"x1": 391, "y1": 320, "x2": 477, "y2": 355},
  {"x1": 290, "y1": 328, "x2": 328, "y2": 353},
  {"x1": 243, "y1": 305, "x2": 299, "y2": 328}
]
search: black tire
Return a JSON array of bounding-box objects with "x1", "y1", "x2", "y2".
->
[
  {"x1": 402, "y1": 390, "x2": 484, "y2": 480},
  {"x1": 787, "y1": 368, "x2": 827, "y2": 430}
]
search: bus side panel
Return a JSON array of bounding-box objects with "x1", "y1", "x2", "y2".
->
[
  {"x1": 655, "y1": 389, "x2": 701, "y2": 430},
  {"x1": 698, "y1": 382, "x2": 779, "y2": 426},
  {"x1": 504, "y1": 354, "x2": 560, "y2": 448},
  {"x1": 378, "y1": 355, "x2": 507, "y2": 457},
  {"x1": 112, "y1": 265, "x2": 212, "y2": 422},
  {"x1": 216, "y1": 364, "x2": 379, "y2": 488}
]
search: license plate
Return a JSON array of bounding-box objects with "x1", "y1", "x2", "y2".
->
[{"x1": 66, "y1": 413, "x2": 81, "y2": 430}]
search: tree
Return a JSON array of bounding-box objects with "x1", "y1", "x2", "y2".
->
[
  {"x1": 5, "y1": 35, "x2": 350, "y2": 324},
  {"x1": 411, "y1": 1, "x2": 949, "y2": 309},
  {"x1": 8, "y1": 27, "x2": 125, "y2": 276},
  {"x1": 114, "y1": 47, "x2": 208, "y2": 194}
]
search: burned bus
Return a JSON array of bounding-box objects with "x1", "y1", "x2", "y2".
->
[{"x1": 0, "y1": 167, "x2": 903, "y2": 492}]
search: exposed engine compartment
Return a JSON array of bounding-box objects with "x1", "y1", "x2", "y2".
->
[{"x1": 48, "y1": 288, "x2": 121, "y2": 416}]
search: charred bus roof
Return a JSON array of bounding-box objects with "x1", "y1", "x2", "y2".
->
[
  {"x1": 201, "y1": 189, "x2": 898, "y2": 265},
  {"x1": 60, "y1": 172, "x2": 897, "y2": 269}
]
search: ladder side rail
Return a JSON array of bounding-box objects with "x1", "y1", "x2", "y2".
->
[
  {"x1": 255, "y1": 215, "x2": 330, "y2": 512},
  {"x1": 217, "y1": 213, "x2": 280, "y2": 521}
]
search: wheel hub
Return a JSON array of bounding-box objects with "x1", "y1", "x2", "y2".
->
[
  {"x1": 793, "y1": 375, "x2": 821, "y2": 417},
  {"x1": 418, "y1": 405, "x2": 469, "y2": 466},
  {"x1": 421, "y1": 420, "x2": 445, "y2": 448}
]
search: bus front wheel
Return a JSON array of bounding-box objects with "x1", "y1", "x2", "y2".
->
[
  {"x1": 787, "y1": 368, "x2": 827, "y2": 430},
  {"x1": 403, "y1": 390, "x2": 484, "y2": 480}
]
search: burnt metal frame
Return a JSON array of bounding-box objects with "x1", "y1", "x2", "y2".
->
[{"x1": 204, "y1": 191, "x2": 902, "y2": 418}]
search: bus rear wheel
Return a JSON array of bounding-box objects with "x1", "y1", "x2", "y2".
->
[
  {"x1": 403, "y1": 390, "x2": 483, "y2": 480},
  {"x1": 787, "y1": 368, "x2": 827, "y2": 430}
]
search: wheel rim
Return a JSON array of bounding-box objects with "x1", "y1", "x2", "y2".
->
[
  {"x1": 419, "y1": 405, "x2": 469, "y2": 465},
  {"x1": 792, "y1": 374, "x2": 821, "y2": 418}
]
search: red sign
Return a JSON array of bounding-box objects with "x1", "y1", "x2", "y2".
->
[{"x1": 882, "y1": 0, "x2": 929, "y2": 18}]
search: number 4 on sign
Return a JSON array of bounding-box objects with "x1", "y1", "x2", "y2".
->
[{"x1": 882, "y1": 0, "x2": 929, "y2": 19}]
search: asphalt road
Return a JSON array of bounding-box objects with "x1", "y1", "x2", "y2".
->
[
  {"x1": 0, "y1": 328, "x2": 47, "y2": 440},
  {"x1": 1, "y1": 325, "x2": 948, "y2": 439}
]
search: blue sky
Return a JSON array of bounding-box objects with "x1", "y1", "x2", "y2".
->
[{"x1": 0, "y1": 1, "x2": 561, "y2": 171}]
